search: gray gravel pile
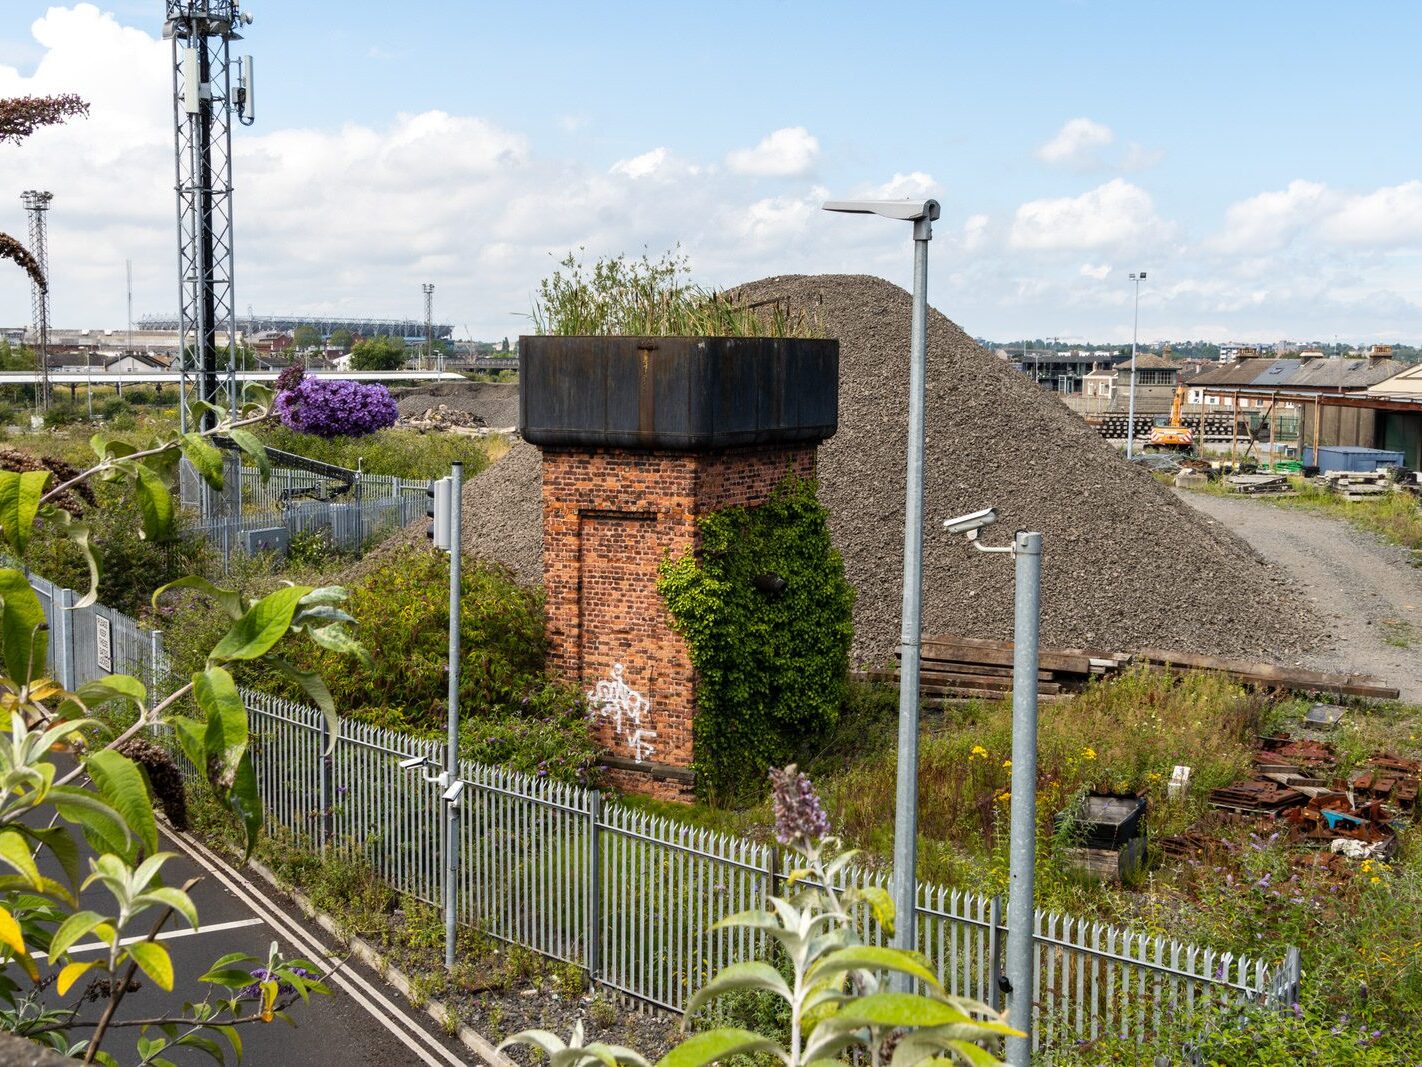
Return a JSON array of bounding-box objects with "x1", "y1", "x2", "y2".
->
[
  {"x1": 346, "y1": 439, "x2": 544, "y2": 587},
  {"x1": 391, "y1": 381, "x2": 520, "y2": 427},
  {"x1": 368, "y1": 274, "x2": 1322, "y2": 665},
  {"x1": 728, "y1": 274, "x2": 1322, "y2": 664}
]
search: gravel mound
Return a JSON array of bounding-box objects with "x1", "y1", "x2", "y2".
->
[
  {"x1": 363, "y1": 275, "x2": 1322, "y2": 665},
  {"x1": 345, "y1": 440, "x2": 543, "y2": 587},
  {"x1": 391, "y1": 382, "x2": 520, "y2": 427},
  {"x1": 727, "y1": 274, "x2": 1322, "y2": 665}
]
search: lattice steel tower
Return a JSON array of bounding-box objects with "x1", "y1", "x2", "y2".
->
[
  {"x1": 164, "y1": 1, "x2": 254, "y2": 430},
  {"x1": 423, "y1": 283, "x2": 435, "y2": 371},
  {"x1": 20, "y1": 191, "x2": 53, "y2": 409}
]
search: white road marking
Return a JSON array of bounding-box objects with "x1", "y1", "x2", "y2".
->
[
  {"x1": 33, "y1": 917, "x2": 265, "y2": 960},
  {"x1": 169, "y1": 827, "x2": 470, "y2": 1067}
]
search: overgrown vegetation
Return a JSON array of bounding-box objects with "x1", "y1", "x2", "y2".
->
[
  {"x1": 257, "y1": 423, "x2": 494, "y2": 479},
  {"x1": 532, "y1": 247, "x2": 820, "y2": 337},
  {"x1": 166, "y1": 550, "x2": 600, "y2": 782},
  {"x1": 658, "y1": 475, "x2": 853, "y2": 804}
]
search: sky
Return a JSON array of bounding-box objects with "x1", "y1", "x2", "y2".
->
[{"x1": 2, "y1": 1, "x2": 1422, "y2": 344}]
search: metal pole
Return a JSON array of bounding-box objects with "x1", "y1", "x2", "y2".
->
[
  {"x1": 444, "y1": 460, "x2": 463, "y2": 970},
  {"x1": 1005, "y1": 530, "x2": 1043, "y2": 1066},
  {"x1": 1125, "y1": 274, "x2": 1140, "y2": 459},
  {"x1": 891, "y1": 215, "x2": 932, "y2": 972}
]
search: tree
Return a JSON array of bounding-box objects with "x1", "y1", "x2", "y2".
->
[
  {"x1": 292, "y1": 325, "x2": 321, "y2": 352},
  {"x1": 349, "y1": 335, "x2": 407, "y2": 372},
  {"x1": 0, "y1": 339, "x2": 36, "y2": 372},
  {"x1": 328, "y1": 328, "x2": 354, "y2": 353},
  {"x1": 0, "y1": 384, "x2": 365, "y2": 1061}
]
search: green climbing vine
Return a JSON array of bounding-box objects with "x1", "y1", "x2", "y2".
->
[{"x1": 658, "y1": 473, "x2": 854, "y2": 804}]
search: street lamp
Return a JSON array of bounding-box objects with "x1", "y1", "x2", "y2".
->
[
  {"x1": 823, "y1": 197, "x2": 940, "y2": 967},
  {"x1": 944, "y1": 508, "x2": 1043, "y2": 1067},
  {"x1": 1125, "y1": 271, "x2": 1147, "y2": 459}
]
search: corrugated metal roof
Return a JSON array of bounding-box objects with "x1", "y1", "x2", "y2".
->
[{"x1": 1192, "y1": 357, "x2": 1406, "y2": 392}]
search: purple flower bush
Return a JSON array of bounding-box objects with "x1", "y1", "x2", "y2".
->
[{"x1": 275, "y1": 377, "x2": 398, "y2": 438}]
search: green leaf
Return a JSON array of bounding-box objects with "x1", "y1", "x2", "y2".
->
[
  {"x1": 807, "y1": 945, "x2": 944, "y2": 993},
  {"x1": 227, "y1": 428, "x2": 270, "y2": 483},
  {"x1": 215, "y1": 1024, "x2": 243, "y2": 1060},
  {"x1": 268, "y1": 659, "x2": 337, "y2": 754},
  {"x1": 86, "y1": 750, "x2": 158, "y2": 859},
  {"x1": 126, "y1": 940, "x2": 175, "y2": 991},
  {"x1": 48, "y1": 910, "x2": 110, "y2": 959},
  {"x1": 303, "y1": 623, "x2": 370, "y2": 666},
  {"x1": 854, "y1": 885, "x2": 895, "y2": 937},
  {"x1": 180, "y1": 432, "x2": 225, "y2": 490},
  {"x1": 226, "y1": 751, "x2": 263, "y2": 859},
  {"x1": 132, "y1": 463, "x2": 175, "y2": 542},
  {"x1": 0, "y1": 469, "x2": 49, "y2": 554},
  {"x1": 19, "y1": 823, "x2": 80, "y2": 887},
  {"x1": 137, "y1": 886, "x2": 199, "y2": 931},
  {"x1": 194, "y1": 667, "x2": 247, "y2": 790},
  {"x1": 63, "y1": 522, "x2": 101, "y2": 608},
  {"x1": 820, "y1": 992, "x2": 972, "y2": 1031},
  {"x1": 685, "y1": 962, "x2": 791, "y2": 1016},
  {"x1": 209, "y1": 585, "x2": 311, "y2": 661},
  {"x1": 0, "y1": 828, "x2": 43, "y2": 889},
  {"x1": 89, "y1": 433, "x2": 138, "y2": 462},
  {"x1": 654, "y1": 1029, "x2": 783, "y2": 1067},
  {"x1": 0, "y1": 568, "x2": 49, "y2": 686},
  {"x1": 74, "y1": 675, "x2": 148, "y2": 715},
  {"x1": 174, "y1": 1033, "x2": 227, "y2": 1063},
  {"x1": 241, "y1": 382, "x2": 274, "y2": 413},
  {"x1": 152, "y1": 575, "x2": 244, "y2": 620},
  {"x1": 50, "y1": 786, "x2": 131, "y2": 858}
]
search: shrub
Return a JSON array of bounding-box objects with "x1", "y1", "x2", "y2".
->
[
  {"x1": 100, "y1": 396, "x2": 129, "y2": 420},
  {"x1": 257, "y1": 423, "x2": 490, "y2": 479},
  {"x1": 275, "y1": 377, "x2": 398, "y2": 437},
  {"x1": 658, "y1": 474, "x2": 854, "y2": 804},
  {"x1": 42, "y1": 400, "x2": 85, "y2": 427}
]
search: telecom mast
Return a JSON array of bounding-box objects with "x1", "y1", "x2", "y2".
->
[
  {"x1": 21, "y1": 190, "x2": 52, "y2": 410},
  {"x1": 164, "y1": 1, "x2": 254, "y2": 430}
]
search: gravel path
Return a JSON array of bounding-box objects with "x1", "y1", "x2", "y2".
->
[{"x1": 1176, "y1": 490, "x2": 1422, "y2": 703}]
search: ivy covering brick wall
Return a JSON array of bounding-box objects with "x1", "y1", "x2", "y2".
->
[{"x1": 658, "y1": 475, "x2": 854, "y2": 804}]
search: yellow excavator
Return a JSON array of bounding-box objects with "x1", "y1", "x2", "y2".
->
[{"x1": 1147, "y1": 384, "x2": 1195, "y2": 450}]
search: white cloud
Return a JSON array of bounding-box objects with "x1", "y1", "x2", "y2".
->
[
  {"x1": 725, "y1": 126, "x2": 819, "y2": 177},
  {"x1": 857, "y1": 171, "x2": 941, "y2": 200},
  {"x1": 1211, "y1": 179, "x2": 1332, "y2": 252},
  {"x1": 1319, "y1": 180, "x2": 1422, "y2": 247},
  {"x1": 608, "y1": 147, "x2": 699, "y2": 181},
  {"x1": 1037, "y1": 118, "x2": 1114, "y2": 168},
  {"x1": 1009, "y1": 179, "x2": 1171, "y2": 252},
  {"x1": 1079, "y1": 263, "x2": 1111, "y2": 280},
  {"x1": 962, "y1": 213, "x2": 990, "y2": 252}
]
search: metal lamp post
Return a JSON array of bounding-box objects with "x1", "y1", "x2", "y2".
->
[
  {"x1": 823, "y1": 197, "x2": 940, "y2": 966},
  {"x1": 1125, "y1": 271, "x2": 1147, "y2": 458},
  {"x1": 945, "y1": 508, "x2": 1042, "y2": 1065}
]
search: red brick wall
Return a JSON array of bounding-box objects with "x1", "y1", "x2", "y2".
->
[{"x1": 542, "y1": 445, "x2": 816, "y2": 798}]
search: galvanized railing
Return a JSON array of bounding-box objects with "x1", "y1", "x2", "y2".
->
[
  {"x1": 241, "y1": 689, "x2": 1300, "y2": 1046},
  {"x1": 15, "y1": 566, "x2": 1302, "y2": 1049}
]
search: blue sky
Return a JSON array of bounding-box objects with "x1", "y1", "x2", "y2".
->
[{"x1": 2, "y1": 2, "x2": 1421, "y2": 343}]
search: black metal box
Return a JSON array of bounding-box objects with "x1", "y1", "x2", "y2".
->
[
  {"x1": 518, "y1": 336, "x2": 839, "y2": 451},
  {"x1": 1059, "y1": 794, "x2": 1148, "y2": 850}
]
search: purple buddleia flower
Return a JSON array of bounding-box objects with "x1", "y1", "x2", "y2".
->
[
  {"x1": 274, "y1": 359, "x2": 306, "y2": 394},
  {"x1": 275, "y1": 378, "x2": 398, "y2": 438},
  {"x1": 237, "y1": 966, "x2": 314, "y2": 1000},
  {"x1": 768, "y1": 764, "x2": 830, "y2": 848}
]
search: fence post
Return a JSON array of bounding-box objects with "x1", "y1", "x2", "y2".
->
[
  {"x1": 149, "y1": 630, "x2": 162, "y2": 701},
  {"x1": 765, "y1": 844, "x2": 781, "y2": 903},
  {"x1": 586, "y1": 790, "x2": 602, "y2": 982},
  {"x1": 988, "y1": 894, "x2": 1004, "y2": 1012},
  {"x1": 318, "y1": 714, "x2": 332, "y2": 855},
  {"x1": 55, "y1": 586, "x2": 77, "y2": 690}
]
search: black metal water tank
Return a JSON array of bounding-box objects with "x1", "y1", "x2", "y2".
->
[{"x1": 518, "y1": 335, "x2": 838, "y2": 451}]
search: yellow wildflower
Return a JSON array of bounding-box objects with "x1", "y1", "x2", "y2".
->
[
  {"x1": 1371, "y1": 876, "x2": 1381, "y2": 884},
  {"x1": 1082, "y1": 747, "x2": 1097, "y2": 760},
  {"x1": 970, "y1": 745, "x2": 988, "y2": 760},
  {"x1": 1002, "y1": 759, "x2": 1012, "y2": 769},
  {"x1": 996, "y1": 791, "x2": 1011, "y2": 803}
]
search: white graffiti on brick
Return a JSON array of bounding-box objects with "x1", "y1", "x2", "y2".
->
[{"x1": 588, "y1": 663, "x2": 657, "y2": 764}]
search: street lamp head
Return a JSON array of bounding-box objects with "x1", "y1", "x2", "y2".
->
[
  {"x1": 822, "y1": 198, "x2": 940, "y2": 223},
  {"x1": 1130, "y1": 271, "x2": 1147, "y2": 282}
]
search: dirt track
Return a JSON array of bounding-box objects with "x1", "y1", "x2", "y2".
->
[{"x1": 1176, "y1": 490, "x2": 1422, "y2": 703}]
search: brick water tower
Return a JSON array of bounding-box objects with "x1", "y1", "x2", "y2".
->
[{"x1": 521, "y1": 336, "x2": 838, "y2": 798}]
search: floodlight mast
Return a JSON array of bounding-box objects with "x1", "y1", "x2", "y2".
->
[
  {"x1": 21, "y1": 190, "x2": 53, "y2": 411},
  {"x1": 164, "y1": 1, "x2": 253, "y2": 432}
]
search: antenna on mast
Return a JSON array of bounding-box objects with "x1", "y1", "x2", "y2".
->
[{"x1": 164, "y1": 0, "x2": 255, "y2": 430}]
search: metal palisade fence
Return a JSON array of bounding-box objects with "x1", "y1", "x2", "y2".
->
[
  {"x1": 22, "y1": 570, "x2": 1301, "y2": 1052},
  {"x1": 179, "y1": 454, "x2": 431, "y2": 558}
]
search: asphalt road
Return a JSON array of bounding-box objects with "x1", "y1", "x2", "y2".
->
[{"x1": 30, "y1": 821, "x2": 477, "y2": 1066}]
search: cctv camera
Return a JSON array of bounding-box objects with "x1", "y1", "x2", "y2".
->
[
  {"x1": 398, "y1": 756, "x2": 427, "y2": 771},
  {"x1": 442, "y1": 780, "x2": 465, "y2": 804},
  {"x1": 942, "y1": 507, "x2": 999, "y2": 536}
]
